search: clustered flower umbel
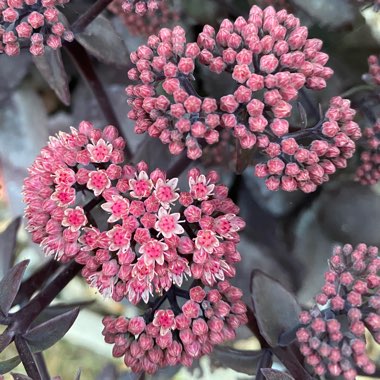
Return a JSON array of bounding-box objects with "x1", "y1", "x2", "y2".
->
[
  {"x1": 356, "y1": 121, "x2": 380, "y2": 185},
  {"x1": 0, "y1": 0, "x2": 73, "y2": 56},
  {"x1": 24, "y1": 122, "x2": 247, "y2": 374},
  {"x1": 109, "y1": 0, "x2": 175, "y2": 36},
  {"x1": 297, "y1": 243, "x2": 380, "y2": 379},
  {"x1": 126, "y1": 5, "x2": 361, "y2": 193},
  {"x1": 23, "y1": 122, "x2": 245, "y2": 303},
  {"x1": 102, "y1": 281, "x2": 247, "y2": 373}
]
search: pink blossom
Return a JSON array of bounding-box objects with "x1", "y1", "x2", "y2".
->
[
  {"x1": 0, "y1": 0, "x2": 72, "y2": 56},
  {"x1": 102, "y1": 281, "x2": 247, "y2": 374},
  {"x1": 154, "y1": 208, "x2": 184, "y2": 238}
]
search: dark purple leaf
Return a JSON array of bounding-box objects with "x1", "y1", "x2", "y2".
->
[
  {"x1": 11, "y1": 374, "x2": 32, "y2": 380},
  {"x1": 24, "y1": 308, "x2": 79, "y2": 352},
  {"x1": 0, "y1": 329, "x2": 14, "y2": 353},
  {"x1": 31, "y1": 300, "x2": 93, "y2": 327},
  {"x1": 33, "y1": 47, "x2": 71, "y2": 106},
  {"x1": 210, "y1": 346, "x2": 261, "y2": 375},
  {"x1": 0, "y1": 217, "x2": 21, "y2": 277},
  {"x1": 0, "y1": 260, "x2": 29, "y2": 317},
  {"x1": 251, "y1": 270, "x2": 301, "y2": 348},
  {"x1": 76, "y1": 15, "x2": 129, "y2": 68},
  {"x1": 261, "y1": 368, "x2": 295, "y2": 380},
  {"x1": 0, "y1": 356, "x2": 21, "y2": 374}
]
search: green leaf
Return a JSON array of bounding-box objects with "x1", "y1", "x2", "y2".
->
[
  {"x1": 251, "y1": 270, "x2": 301, "y2": 348},
  {"x1": 0, "y1": 260, "x2": 29, "y2": 317},
  {"x1": 0, "y1": 356, "x2": 21, "y2": 374},
  {"x1": 24, "y1": 308, "x2": 79, "y2": 352}
]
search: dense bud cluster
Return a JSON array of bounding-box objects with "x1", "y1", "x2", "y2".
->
[
  {"x1": 102, "y1": 281, "x2": 247, "y2": 373},
  {"x1": 109, "y1": 0, "x2": 175, "y2": 36},
  {"x1": 118, "y1": 0, "x2": 161, "y2": 15},
  {"x1": 0, "y1": 0, "x2": 73, "y2": 56},
  {"x1": 366, "y1": 55, "x2": 380, "y2": 85},
  {"x1": 297, "y1": 243, "x2": 380, "y2": 379},
  {"x1": 255, "y1": 97, "x2": 361, "y2": 192},
  {"x1": 126, "y1": 5, "x2": 360, "y2": 192},
  {"x1": 356, "y1": 121, "x2": 380, "y2": 185},
  {"x1": 23, "y1": 123, "x2": 245, "y2": 303}
]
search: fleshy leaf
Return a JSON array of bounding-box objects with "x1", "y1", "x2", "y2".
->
[
  {"x1": 0, "y1": 217, "x2": 21, "y2": 277},
  {"x1": 76, "y1": 15, "x2": 129, "y2": 68},
  {"x1": 210, "y1": 346, "x2": 261, "y2": 375},
  {"x1": 251, "y1": 270, "x2": 301, "y2": 347},
  {"x1": 33, "y1": 47, "x2": 71, "y2": 106},
  {"x1": 261, "y1": 368, "x2": 295, "y2": 380},
  {"x1": 31, "y1": 300, "x2": 93, "y2": 327},
  {"x1": 0, "y1": 260, "x2": 29, "y2": 317},
  {"x1": 0, "y1": 356, "x2": 21, "y2": 374},
  {"x1": 24, "y1": 308, "x2": 79, "y2": 352}
]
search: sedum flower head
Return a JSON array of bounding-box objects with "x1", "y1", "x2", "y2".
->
[
  {"x1": 109, "y1": 0, "x2": 176, "y2": 36},
  {"x1": 23, "y1": 123, "x2": 245, "y2": 303},
  {"x1": 297, "y1": 243, "x2": 380, "y2": 379},
  {"x1": 102, "y1": 281, "x2": 247, "y2": 373},
  {"x1": 0, "y1": 0, "x2": 73, "y2": 56},
  {"x1": 126, "y1": 5, "x2": 361, "y2": 193}
]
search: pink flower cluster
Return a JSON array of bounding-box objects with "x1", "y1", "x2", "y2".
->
[
  {"x1": 255, "y1": 96, "x2": 361, "y2": 192},
  {"x1": 297, "y1": 243, "x2": 380, "y2": 379},
  {"x1": 102, "y1": 281, "x2": 247, "y2": 374},
  {"x1": 356, "y1": 120, "x2": 380, "y2": 185},
  {"x1": 109, "y1": 0, "x2": 174, "y2": 36},
  {"x1": 23, "y1": 122, "x2": 245, "y2": 304},
  {"x1": 77, "y1": 165, "x2": 244, "y2": 303},
  {"x1": 23, "y1": 122, "x2": 127, "y2": 262},
  {"x1": 0, "y1": 0, "x2": 73, "y2": 56},
  {"x1": 127, "y1": 5, "x2": 333, "y2": 159},
  {"x1": 126, "y1": 6, "x2": 360, "y2": 192},
  {"x1": 118, "y1": 0, "x2": 161, "y2": 15},
  {"x1": 366, "y1": 55, "x2": 380, "y2": 85}
]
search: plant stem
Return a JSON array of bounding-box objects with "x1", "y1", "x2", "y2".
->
[
  {"x1": 13, "y1": 261, "x2": 82, "y2": 333},
  {"x1": 35, "y1": 352, "x2": 50, "y2": 380},
  {"x1": 272, "y1": 346, "x2": 313, "y2": 380},
  {"x1": 255, "y1": 349, "x2": 273, "y2": 380},
  {"x1": 339, "y1": 84, "x2": 374, "y2": 99},
  {"x1": 71, "y1": 0, "x2": 114, "y2": 33},
  {"x1": 64, "y1": 40, "x2": 132, "y2": 159},
  {"x1": 14, "y1": 335, "x2": 41, "y2": 380}
]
